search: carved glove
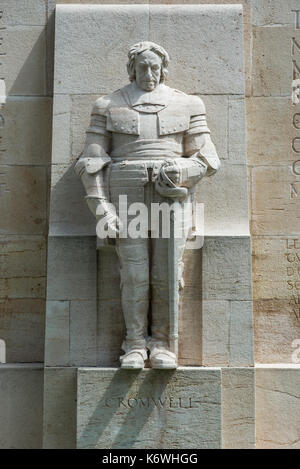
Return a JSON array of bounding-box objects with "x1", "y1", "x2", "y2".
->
[
  {"x1": 155, "y1": 157, "x2": 207, "y2": 200},
  {"x1": 75, "y1": 155, "x2": 122, "y2": 237},
  {"x1": 90, "y1": 197, "x2": 123, "y2": 238}
]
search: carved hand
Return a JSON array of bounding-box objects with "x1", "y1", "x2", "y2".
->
[
  {"x1": 94, "y1": 198, "x2": 123, "y2": 237},
  {"x1": 163, "y1": 162, "x2": 181, "y2": 184},
  {"x1": 160, "y1": 158, "x2": 207, "y2": 189}
]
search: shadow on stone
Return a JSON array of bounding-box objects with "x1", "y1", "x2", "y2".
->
[{"x1": 77, "y1": 369, "x2": 176, "y2": 449}]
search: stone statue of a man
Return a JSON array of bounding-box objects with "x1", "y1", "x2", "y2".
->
[{"x1": 75, "y1": 42, "x2": 220, "y2": 369}]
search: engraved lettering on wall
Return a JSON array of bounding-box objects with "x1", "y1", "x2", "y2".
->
[
  {"x1": 285, "y1": 239, "x2": 300, "y2": 320},
  {"x1": 291, "y1": 11, "x2": 300, "y2": 197}
]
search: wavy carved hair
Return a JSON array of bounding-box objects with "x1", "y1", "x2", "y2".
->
[{"x1": 127, "y1": 42, "x2": 169, "y2": 83}]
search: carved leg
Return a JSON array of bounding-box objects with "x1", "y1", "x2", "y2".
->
[
  {"x1": 115, "y1": 237, "x2": 149, "y2": 367},
  {"x1": 150, "y1": 236, "x2": 169, "y2": 348}
]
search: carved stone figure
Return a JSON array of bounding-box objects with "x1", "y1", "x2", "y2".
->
[{"x1": 75, "y1": 42, "x2": 220, "y2": 369}]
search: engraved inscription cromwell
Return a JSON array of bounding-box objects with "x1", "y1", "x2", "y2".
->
[
  {"x1": 75, "y1": 42, "x2": 220, "y2": 369},
  {"x1": 103, "y1": 396, "x2": 198, "y2": 409}
]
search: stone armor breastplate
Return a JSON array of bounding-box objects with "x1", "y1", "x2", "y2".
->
[{"x1": 106, "y1": 102, "x2": 190, "y2": 137}]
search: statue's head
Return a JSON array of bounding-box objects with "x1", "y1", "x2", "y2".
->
[{"x1": 127, "y1": 41, "x2": 169, "y2": 91}]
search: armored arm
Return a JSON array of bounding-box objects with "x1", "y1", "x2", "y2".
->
[
  {"x1": 183, "y1": 96, "x2": 220, "y2": 177},
  {"x1": 158, "y1": 96, "x2": 220, "y2": 198},
  {"x1": 75, "y1": 97, "x2": 112, "y2": 216}
]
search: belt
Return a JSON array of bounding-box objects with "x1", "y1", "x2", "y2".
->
[
  {"x1": 111, "y1": 155, "x2": 181, "y2": 161},
  {"x1": 111, "y1": 158, "x2": 164, "y2": 182}
]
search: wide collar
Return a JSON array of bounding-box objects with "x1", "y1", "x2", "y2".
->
[{"x1": 121, "y1": 82, "x2": 173, "y2": 110}]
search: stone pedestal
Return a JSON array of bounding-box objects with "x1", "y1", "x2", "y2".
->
[
  {"x1": 0, "y1": 364, "x2": 43, "y2": 449},
  {"x1": 43, "y1": 366, "x2": 255, "y2": 449},
  {"x1": 77, "y1": 368, "x2": 222, "y2": 449}
]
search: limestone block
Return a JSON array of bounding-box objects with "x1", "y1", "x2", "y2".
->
[
  {"x1": 97, "y1": 248, "x2": 121, "y2": 302},
  {"x1": 178, "y1": 300, "x2": 202, "y2": 366},
  {"x1": 70, "y1": 94, "x2": 99, "y2": 162},
  {"x1": 45, "y1": 240, "x2": 98, "y2": 367},
  {"x1": 53, "y1": 0, "x2": 146, "y2": 6},
  {"x1": 54, "y1": 4, "x2": 244, "y2": 95},
  {"x1": 46, "y1": 1, "x2": 56, "y2": 96},
  {"x1": 179, "y1": 248, "x2": 202, "y2": 366},
  {"x1": 202, "y1": 301, "x2": 229, "y2": 366},
  {"x1": 149, "y1": 0, "x2": 251, "y2": 96},
  {"x1": 97, "y1": 300, "x2": 124, "y2": 366},
  {"x1": 51, "y1": 0, "x2": 251, "y2": 94},
  {"x1": 251, "y1": 165, "x2": 300, "y2": 236},
  {"x1": 2, "y1": 26, "x2": 46, "y2": 96},
  {"x1": 70, "y1": 300, "x2": 97, "y2": 366},
  {"x1": 252, "y1": 236, "x2": 300, "y2": 301},
  {"x1": 180, "y1": 249, "x2": 203, "y2": 303},
  {"x1": 49, "y1": 164, "x2": 95, "y2": 236},
  {"x1": 149, "y1": 1, "x2": 250, "y2": 19},
  {"x1": 0, "y1": 235, "x2": 46, "y2": 299},
  {"x1": 54, "y1": 0, "x2": 250, "y2": 10},
  {"x1": 195, "y1": 163, "x2": 250, "y2": 236},
  {"x1": 0, "y1": 98, "x2": 52, "y2": 166},
  {"x1": 0, "y1": 364, "x2": 43, "y2": 449},
  {"x1": 43, "y1": 367, "x2": 77, "y2": 449},
  {"x1": 46, "y1": 2, "x2": 147, "y2": 94},
  {"x1": 202, "y1": 300, "x2": 253, "y2": 367},
  {"x1": 0, "y1": 276, "x2": 45, "y2": 300},
  {"x1": 252, "y1": 26, "x2": 294, "y2": 97},
  {"x1": 222, "y1": 368, "x2": 255, "y2": 449},
  {"x1": 97, "y1": 248, "x2": 124, "y2": 366},
  {"x1": 229, "y1": 302, "x2": 254, "y2": 365},
  {"x1": 0, "y1": 299, "x2": 45, "y2": 362},
  {"x1": 149, "y1": 5, "x2": 244, "y2": 95},
  {"x1": 247, "y1": 97, "x2": 296, "y2": 166},
  {"x1": 51, "y1": 95, "x2": 71, "y2": 165},
  {"x1": 46, "y1": 236, "x2": 97, "y2": 300},
  {"x1": 256, "y1": 366, "x2": 300, "y2": 449},
  {"x1": 252, "y1": 236, "x2": 300, "y2": 364},
  {"x1": 0, "y1": 165, "x2": 47, "y2": 235},
  {"x1": 77, "y1": 367, "x2": 222, "y2": 449},
  {"x1": 45, "y1": 300, "x2": 70, "y2": 366},
  {"x1": 25, "y1": 1, "x2": 251, "y2": 96},
  {"x1": 202, "y1": 236, "x2": 252, "y2": 301},
  {"x1": 0, "y1": 235, "x2": 46, "y2": 278},
  {"x1": 184, "y1": 237, "x2": 253, "y2": 367},
  {"x1": 54, "y1": 5, "x2": 150, "y2": 95},
  {"x1": 1, "y1": 1, "x2": 46, "y2": 26},
  {"x1": 254, "y1": 299, "x2": 300, "y2": 364},
  {"x1": 201, "y1": 95, "x2": 228, "y2": 161},
  {"x1": 251, "y1": 0, "x2": 300, "y2": 27},
  {"x1": 228, "y1": 96, "x2": 247, "y2": 165}
]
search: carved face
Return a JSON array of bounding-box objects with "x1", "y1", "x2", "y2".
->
[{"x1": 135, "y1": 50, "x2": 162, "y2": 91}]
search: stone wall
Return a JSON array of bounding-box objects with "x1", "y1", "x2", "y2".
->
[{"x1": 0, "y1": 0, "x2": 299, "y2": 449}]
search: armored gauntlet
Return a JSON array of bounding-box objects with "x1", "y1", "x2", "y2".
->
[
  {"x1": 155, "y1": 157, "x2": 207, "y2": 200},
  {"x1": 75, "y1": 154, "x2": 122, "y2": 236}
]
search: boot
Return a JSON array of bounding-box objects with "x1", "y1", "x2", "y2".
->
[
  {"x1": 120, "y1": 348, "x2": 147, "y2": 369},
  {"x1": 149, "y1": 346, "x2": 177, "y2": 369}
]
